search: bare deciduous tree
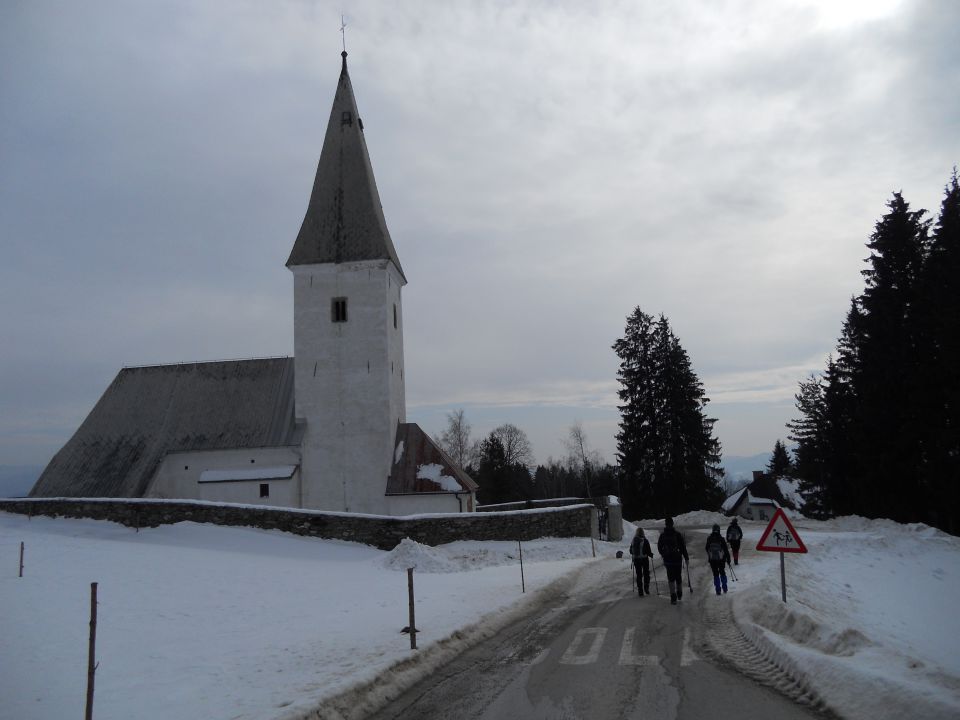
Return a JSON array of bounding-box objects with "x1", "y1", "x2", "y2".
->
[
  {"x1": 491, "y1": 423, "x2": 534, "y2": 468},
  {"x1": 564, "y1": 421, "x2": 603, "y2": 499},
  {"x1": 436, "y1": 409, "x2": 478, "y2": 469}
]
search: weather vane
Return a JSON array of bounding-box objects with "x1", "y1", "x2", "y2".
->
[{"x1": 340, "y1": 14, "x2": 348, "y2": 53}]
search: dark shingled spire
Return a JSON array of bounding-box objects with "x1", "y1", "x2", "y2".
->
[{"x1": 286, "y1": 52, "x2": 405, "y2": 278}]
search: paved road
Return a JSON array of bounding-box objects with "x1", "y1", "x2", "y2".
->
[{"x1": 367, "y1": 558, "x2": 824, "y2": 720}]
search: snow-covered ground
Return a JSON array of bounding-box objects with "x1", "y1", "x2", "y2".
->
[{"x1": 2, "y1": 510, "x2": 958, "y2": 719}]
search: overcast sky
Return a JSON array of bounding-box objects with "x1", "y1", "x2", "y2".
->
[{"x1": 2, "y1": 0, "x2": 958, "y2": 472}]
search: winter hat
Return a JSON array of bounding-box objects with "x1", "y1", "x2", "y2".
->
[
  {"x1": 665, "y1": 517, "x2": 674, "y2": 528},
  {"x1": 636, "y1": 527, "x2": 645, "y2": 537}
]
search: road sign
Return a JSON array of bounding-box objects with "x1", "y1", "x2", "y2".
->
[{"x1": 756, "y1": 508, "x2": 807, "y2": 553}]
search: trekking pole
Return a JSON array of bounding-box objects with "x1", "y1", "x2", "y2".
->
[
  {"x1": 728, "y1": 561, "x2": 738, "y2": 582},
  {"x1": 651, "y1": 561, "x2": 660, "y2": 596},
  {"x1": 685, "y1": 560, "x2": 693, "y2": 593}
]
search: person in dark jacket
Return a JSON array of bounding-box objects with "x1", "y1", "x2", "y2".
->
[
  {"x1": 726, "y1": 517, "x2": 743, "y2": 565},
  {"x1": 630, "y1": 527, "x2": 654, "y2": 596},
  {"x1": 706, "y1": 524, "x2": 731, "y2": 595},
  {"x1": 657, "y1": 517, "x2": 689, "y2": 605}
]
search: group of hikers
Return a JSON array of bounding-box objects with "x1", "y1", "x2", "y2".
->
[{"x1": 629, "y1": 517, "x2": 743, "y2": 604}]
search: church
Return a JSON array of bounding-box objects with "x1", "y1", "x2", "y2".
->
[{"x1": 30, "y1": 52, "x2": 478, "y2": 516}]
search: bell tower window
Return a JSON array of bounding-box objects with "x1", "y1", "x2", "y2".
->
[{"x1": 332, "y1": 297, "x2": 348, "y2": 323}]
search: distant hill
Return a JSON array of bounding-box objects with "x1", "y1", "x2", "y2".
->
[
  {"x1": 0, "y1": 465, "x2": 42, "y2": 498},
  {"x1": 721, "y1": 453, "x2": 769, "y2": 486}
]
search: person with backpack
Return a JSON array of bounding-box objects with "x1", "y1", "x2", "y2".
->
[
  {"x1": 706, "y1": 524, "x2": 731, "y2": 595},
  {"x1": 657, "y1": 517, "x2": 689, "y2": 605},
  {"x1": 726, "y1": 517, "x2": 743, "y2": 565},
  {"x1": 630, "y1": 527, "x2": 654, "y2": 596}
]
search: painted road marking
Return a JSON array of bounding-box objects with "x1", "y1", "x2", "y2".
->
[
  {"x1": 681, "y1": 627, "x2": 699, "y2": 666},
  {"x1": 559, "y1": 627, "x2": 607, "y2": 665},
  {"x1": 618, "y1": 627, "x2": 659, "y2": 666}
]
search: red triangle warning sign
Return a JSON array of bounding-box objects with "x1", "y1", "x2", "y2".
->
[{"x1": 756, "y1": 508, "x2": 808, "y2": 553}]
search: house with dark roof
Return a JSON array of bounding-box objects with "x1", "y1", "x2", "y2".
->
[
  {"x1": 30, "y1": 52, "x2": 477, "y2": 515},
  {"x1": 721, "y1": 471, "x2": 800, "y2": 521}
]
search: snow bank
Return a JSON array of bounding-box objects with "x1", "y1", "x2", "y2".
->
[
  {"x1": 0, "y1": 514, "x2": 597, "y2": 720},
  {"x1": 729, "y1": 515, "x2": 960, "y2": 720}
]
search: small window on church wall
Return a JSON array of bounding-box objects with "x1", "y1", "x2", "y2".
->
[
  {"x1": 341, "y1": 111, "x2": 352, "y2": 126},
  {"x1": 393, "y1": 304, "x2": 397, "y2": 328},
  {"x1": 332, "y1": 297, "x2": 348, "y2": 323},
  {"x1": 259, "y1": 483, "x2": 269, "y2": 498}
]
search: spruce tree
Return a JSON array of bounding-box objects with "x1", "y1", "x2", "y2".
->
[
  {"x1": 917, "y1": 171, "x2": 960, "y2": 532},
  {"x1": 613, "y1": 308, "x2": 659, "y2": 516},
  {"x1": 789, "y1": 177, "x2": 960, "y2": 531},
  {"x1": 614, "y1": 308, "x2": 724, "y2": 519},
  {"x1": 855, "y1": 193, "x2": 930, "y2": 521},
  {"x1": 767, "y1": 440, "x2": 792, "y2": 476},
  {"x1": 787, "y1": 375, "x2": 830, "y2": 517}
]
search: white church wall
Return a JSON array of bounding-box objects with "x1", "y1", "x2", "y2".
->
[
  {"x1": 196, "y1": 476, "x2": 297, "y2": 506},
  {"x1": 292, "y1": 259, "x2": 406, "y2": 514},
  {"x1": 385, "y1": 492, "x2": 474, "y2": 516},
  {"x1": 147, "y1": 446, "x2": 302, "y2": 506}
]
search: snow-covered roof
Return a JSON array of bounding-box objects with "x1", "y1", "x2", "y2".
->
[
  {"x1": 746, "y1": 491, "x2": 779, "y2": 507},
  {"x1": 387, "y1": 423, "x2": 477, "y2": 495},
  {"x1": 722, "y1": 487, "x2": 748, "y2": 512},
  {"x1": 199, "y1": 466, "x2": 297, "y2": 483}
]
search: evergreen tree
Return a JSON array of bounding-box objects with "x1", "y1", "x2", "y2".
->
[
  {"x1": 475, "y1": 433, "x2": 532, "y2": 505},
  {"x1": 787, "y1": 375, "x2": 830, "y2": 518},
  {"x1": 767, "y1": 439, "x2": 792, "y2": 476},
  {"x1": 790, "y1": 176, "x2": 960, "y2": 532},
  {"x1": 613, "y1": 308, "x2": 659, "y2": 516},
  {"x1": 916, "y1": 171, "x2": 960, "y2": 532},
  {"x1": 854, "y1": 193, "x2": 930, "y2": 521},
  {"x1": 614, "y1": 308, "x2": 724, "y2": 519}
]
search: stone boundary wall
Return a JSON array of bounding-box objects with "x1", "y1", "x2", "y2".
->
[
  {"x1": 0, "y1": 499, "x2": 595, "y2": 551},
  {"x1": 476, "y1": 498, "x2": 588, "y2": 512},
  {"x1": 477, "y1": 498, "x2": 622, "y2": 542}
]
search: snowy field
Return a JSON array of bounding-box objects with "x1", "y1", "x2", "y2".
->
[{"x1": 2, "y1": 510, "x2": 958, "y2": 720}]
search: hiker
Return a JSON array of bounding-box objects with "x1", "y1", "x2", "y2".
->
[
  {"x1": 657, "y1": 517, "x2": 689, "y2": 605},
  {"x1": 726, "y1": 517, "x2": 743, "y2": 565},
  {"x1": 630, "y1": 527, "x2": 654, "y2": 596},
  {"x1": 705, "y1": 524, "x2": 731, "y2": 595}
]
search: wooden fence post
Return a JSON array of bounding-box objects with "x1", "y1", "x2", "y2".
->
[
  {"x1": 19, "y1": 541, "x2": 24, "y2": 577},
  {"x1": 518, "y1": 540, "x2": 525, "y2": 593},
  {"x1": 407, "y1": 569, "x2": 417, "y2": 650},
  {"x1": 86, "y1": 582, "x2": 98, "y2": 720}
]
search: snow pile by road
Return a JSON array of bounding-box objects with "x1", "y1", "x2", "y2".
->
[
  {"x1": 724, "y1": 516, "x2": 960, "y2": 720},
  {"x1": 0, "y1": 514, "x2": 592, "y2": 720}
]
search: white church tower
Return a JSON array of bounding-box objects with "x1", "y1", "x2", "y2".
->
[{"x1": 287, "y1": 51, "x2": 407, "y2": 513}]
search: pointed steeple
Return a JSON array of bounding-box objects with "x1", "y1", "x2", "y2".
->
[{"x1": 287, "y1": 52, "x2": 405, "y2": 279}]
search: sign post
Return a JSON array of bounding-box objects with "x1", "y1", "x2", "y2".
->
[{"x1": 755, "y1": 508, "x2": 807, "y2": 602}]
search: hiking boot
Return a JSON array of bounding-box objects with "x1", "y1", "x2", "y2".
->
[
  {"x1": 670, "y1": 593, "x2": 677, "y2": 605},
  {"x1": 716, "y1": 588, "x2": 721, "y2": 595}
]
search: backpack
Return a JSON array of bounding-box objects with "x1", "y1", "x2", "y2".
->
[
  {"x1": 707, "y1": 537, "x2": 724, "y2": 563},
  {"x1": 660, "y1": 529, "x2": 681, "y2": 560}
]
